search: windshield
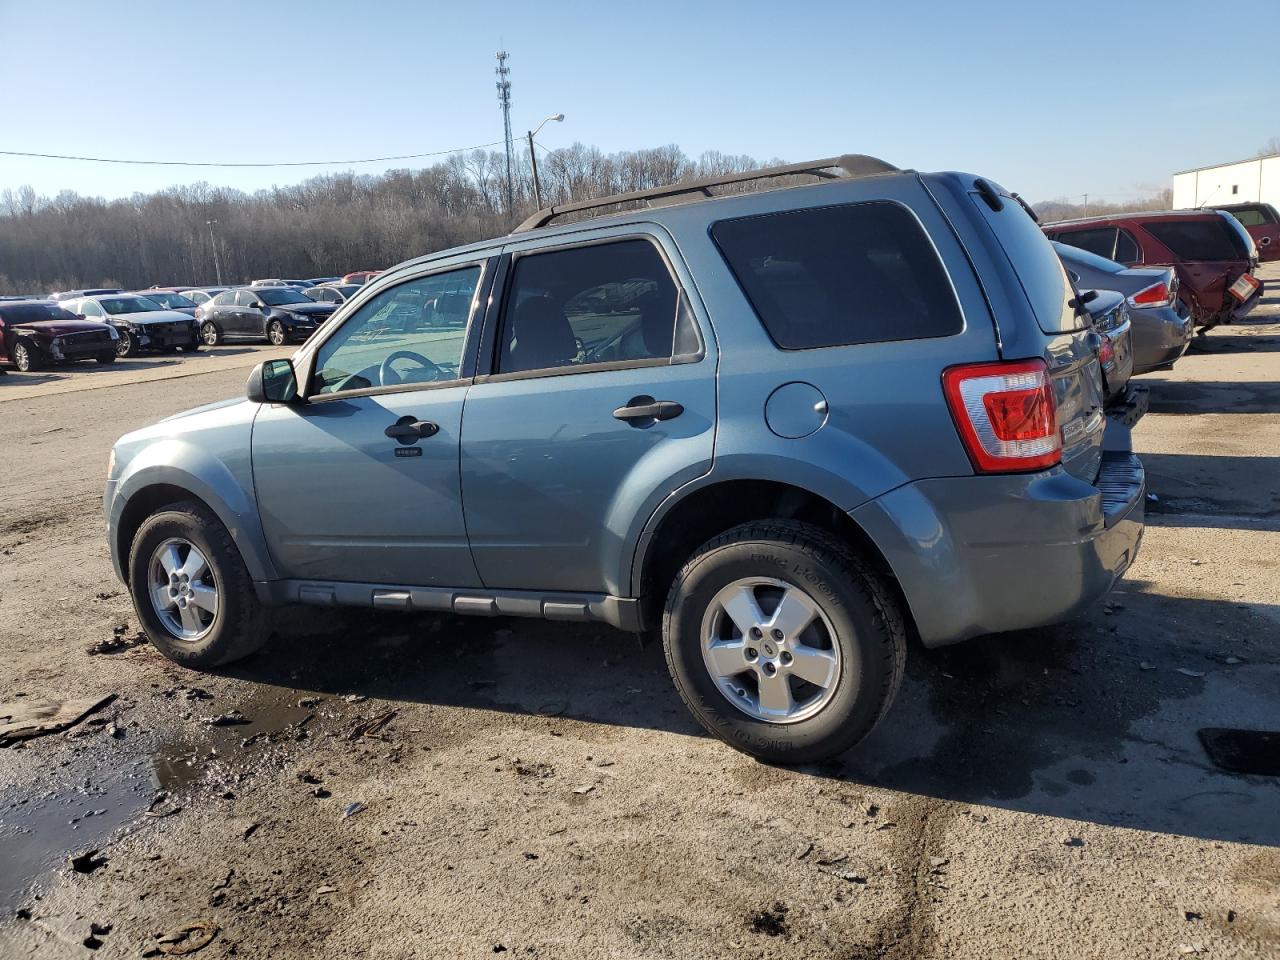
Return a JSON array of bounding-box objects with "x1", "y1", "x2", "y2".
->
[
  {"x1": 0, "y1": 304, "x2": 77, "y2": 324},
  {"x1": 143, "y1": 291, "x2": 197, "y2": 309},
  {"x1": 1052, "y1": 241, "x2": 1125, "y2": 274},
  {"x1": 98, "y1": 296, "x2": 165, "y2": 314},
  {"x1": 257, "y1": 288, "x2": 311, "y2": 306}
]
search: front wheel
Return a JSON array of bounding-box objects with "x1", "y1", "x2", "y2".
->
[
  {"x1": 662, "y1": 520, "x2": 907, "y2": 764},
  {"x1": 115, "y1": 331, "x2": 138, "y2": 357},
  {"x1": 12, "y1": 340, "x2": 41, "y2": 372},
  {"x1": 200, "y1": 322, "x2": 221, "y2": 347},
  {"x1": 267, "y1": 320, "x2": 286, "y2": 346},
  {"x1": 127, "y1": 500, "x2": 272, "y2": 668}
]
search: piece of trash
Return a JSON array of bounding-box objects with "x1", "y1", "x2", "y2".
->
[
  {"x1": 816, "y1": 854, "x2": 847, "y2": 867},
  {"x1": 1190, "y1": 559, "x2": 1203, "y2": 566},
  {"x1": 343, "y1": 694, "x2": 368, "y2": 704},
  {"x1": 1224, "y1": 657, "x2": 1243, "y2": 665},
  {"x1": 343, "y1": 801, "x2": 365, "y2": 819},
  {"x1": 1139, "y1": 661, "x2": 1157, "y2": 671},
  {"x1": 315, "y1": 884, "x2": 337, "y2": 896},
  {"x1": 242, "y1": 822, "x2": 260, "y2": 840},
  {"x1": 874, "y1": 822, "x2": 896, "y2": 831},
  {"x1": 866, "y1": 803, "x2": 880, "y2": 817},
  {"x1": 313, "y1": 787, "x2": 331, "y2": 799},
  {"x1": 0, "y1": 694, "x2": 117, "y2": 746},
  {"x1": 147, "y1": 920, "x2": 218, "y2": 956},
  {"x1": 107, "y1": 719, "x2": 125, "y2": 739},
  {"x1": 1184, "y1": 911, "x2": 1202, "y2": 921},
  {"x1": 1063, "y1": 836, "x2": 1084, "y2": 848},
  {"x1": 1177, "y1": 668, "x2": 1207, "y2": 678},
  {"x1": 69, "y1": 850, "x2": 107, "y2": 874},
  {"x1": 349, "y1": 710, "x2": 396, "y2": 741},
  {"x1": 523, "y1": 852, "x2": 539, "y2": 861},
  {"x1": 1146, "y1": 492, "x2": 1159, "y2": 503},
  {"x1": 838, "y1": 871, "x2": 867, "y2": 884},
  {"x1": 86, "y1": 629, "x2": 147, "y2": 655},
  {"x1": 572, "y1": 784, "x2": 595, "y2": 795},
  {"x1": 204, "y1": 711, "x2": 249, "y2": 727},
  {"x1": 749, "y1": 902, "x2": 789, "y2": 937},
  {"x1": 1176, "y1": 945, "x2": 1204, "y2": 956}
]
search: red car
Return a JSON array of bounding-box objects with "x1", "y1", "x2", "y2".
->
[
  {"x1": 341, "y1": 270, "x2": 381, "y2": 285},
  {"x1": 0, "y1": 300, "x2": 118, "y2": 371},
  {"x1": 1044, "y1": 210, "x2": 1262, "y2": 330},
  {"x1": 1217, "y1": 202, "x2": 1280, "y2": 262}
]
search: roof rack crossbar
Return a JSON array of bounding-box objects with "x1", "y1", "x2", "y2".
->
[{"x1": 513, "y1": 153, "x2": 899, "y2": 233}]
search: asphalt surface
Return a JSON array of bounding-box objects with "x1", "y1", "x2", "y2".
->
[{"x1": 0, "y1": 271, "x2": 1277, "y2": 959}]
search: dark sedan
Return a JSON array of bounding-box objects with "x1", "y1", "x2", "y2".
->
[
  {"x1": 0, "y1": 301, "x2": 118, "y2": 371},
  {"x1": 198, "y1": 286, "x2": 336, "y2": 345}
]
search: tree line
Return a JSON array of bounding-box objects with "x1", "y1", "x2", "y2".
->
[{"x1": 0, "y1": 143, "x2": 1167, "y2": 294}]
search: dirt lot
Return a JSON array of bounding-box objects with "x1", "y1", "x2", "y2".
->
[{"x1": 1, "y1": 274, "x2": 1278, "y2": 959}]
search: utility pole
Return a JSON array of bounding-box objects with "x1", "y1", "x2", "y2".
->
[
  {"x1": 527, "y1": 130, "x2": 542, "y2": 209},
  {"x1": 495, "y1": 50, "x2": 514, "y2": 213},
  {"x1": 205, "y1": 219, "x2": 223, "y2": 285},
  {"x1": 1082, "y1": 193, "x2": 1089, "y2": 217}
]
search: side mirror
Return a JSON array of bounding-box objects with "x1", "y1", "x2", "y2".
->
[{"x1": 246, "y1": 358, "x2": 300, "y2": 404}]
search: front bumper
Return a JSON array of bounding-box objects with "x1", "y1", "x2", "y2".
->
[{"x1": 851, "y1": 423, "x2": 1144, "y2": 647}]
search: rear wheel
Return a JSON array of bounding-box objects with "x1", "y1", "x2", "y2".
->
[
  {"x1": 200, "y1": 322, "x2": 221, "y2": 346},
  {"x1": 127, "y1": 500, "x2": 271, "y2": 668},
  {"x1": 662, "y1": 520, "x2": 907, "y2": 764},
  {"x1": 12, "y1": 340, "x2": 41, "y2": 372},
  {"x1": 267, "y1": 320, "x2": 286, "y2": 346}
]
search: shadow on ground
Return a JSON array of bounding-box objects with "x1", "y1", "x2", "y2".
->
[
  {"x1": 222, "y1": 583, "x2": 1280, "y2": 847},
  {"x1": 1144, "y1": 378, "x2": 1280, "y2": 415}
]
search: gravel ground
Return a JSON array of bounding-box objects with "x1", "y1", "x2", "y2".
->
[{"x1": 1, "y1": 270, "x2": 1278, "y2": 959}]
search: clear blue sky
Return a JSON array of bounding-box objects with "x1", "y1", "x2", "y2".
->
[{"x1": 1, "y1": 0, "x2": 1275, "y2": 203}]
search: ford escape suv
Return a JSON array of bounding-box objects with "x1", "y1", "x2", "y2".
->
[{"x1": 105, "y1": 156, "x2": 1145, "y2": 764}]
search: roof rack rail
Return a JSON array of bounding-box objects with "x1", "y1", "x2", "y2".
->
[{"x1": 513, "y1": 153, "x2": 900, "y2": 233}]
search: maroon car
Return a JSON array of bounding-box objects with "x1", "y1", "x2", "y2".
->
[
  {"x1": 0, "y1": 301, "x2": 118, "y2": 372},
  {"x1": 1044, "y1": 210, "x2": 1262, "y2": 331},
  {"x1": 1217, "y1": 202, "x2": 1280, "y2": 262}
]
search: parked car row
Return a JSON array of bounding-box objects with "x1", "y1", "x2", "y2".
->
[{"x1": 0, "y1": 269, "x2": 385, "y2": 371}]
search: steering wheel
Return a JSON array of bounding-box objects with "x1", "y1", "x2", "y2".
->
[{"x1": 379, "y1": 350, "x2": 443, "y2": 387}]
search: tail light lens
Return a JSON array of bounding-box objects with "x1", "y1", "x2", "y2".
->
[
  {"x1": 1128, "y1": 281, "x2": 1172, "y2": 308},
  {"x1": 942, "y1": 359, "x2": 1061, "y2": 473},
  {"x1": 1097, "y1": 334, "x2": 1115, "y2": 369}
]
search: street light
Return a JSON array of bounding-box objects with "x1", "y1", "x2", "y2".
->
[
  {"x1": 205, "y1": 219, "x2": 223, "y2": 286},
  {"x1": 526, "y1": 113, "x2": 565, "y2": 209}
]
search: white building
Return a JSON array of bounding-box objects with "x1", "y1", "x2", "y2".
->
[{"x1": 1172, "y1": 153, "x2": 1280, "y2": 209}]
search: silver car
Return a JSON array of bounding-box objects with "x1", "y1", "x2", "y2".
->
[{"x1": 63, "y1": 294, "x2": 201, "y2": 356}]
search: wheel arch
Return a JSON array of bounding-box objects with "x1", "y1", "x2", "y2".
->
[{"x1": 632, "y1": 478, "x2": 912, "y2": 638}]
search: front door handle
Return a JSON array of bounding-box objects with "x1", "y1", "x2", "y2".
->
[
  {"x1": 384, "y1": 416, "x2": 439, "y2": 443},
  {"x1": 613, "y1": 395, "x2": 684, "y2": 423}
]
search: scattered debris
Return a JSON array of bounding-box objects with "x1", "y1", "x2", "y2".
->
[
  {"x1": 874, "y1": 821, "x2": 896, "y2": 831},
  {"x1": 315, "y1": 884, "x2": 338, "y2": 896},
  {"x1": 1176, "y1": 668, "x2": 1207, "y2": 678},
  {"x1": 69, "y1": 850, "x2": 108, "y2": 874},
  {"x1": 816, "y1": 854, "x2": 848, "y2": 867},
  {"x1": 343, "y1": 801, "x2": 366, "y2": 819},
  {"x1": 0, "y1": 694, "x2": 116, "y2": 746},
  {"x1": 865, "y1": 803, "x2": 880, "y2": 817},
  {"x1": 794, "y1": 842, "x2": 814, "y2": 861},
  {"x1": 1176, "y1": 944, "x2": 1204, "y2": 955},
  {"x1": 523, "y1": 852, "x2": 539, "y2": 861},
  {"x1": 837, "y1": 871, "x2": 868, "y2": 884},
  {"x1": 298, "y1": 696, "x2": 321, "y2": 707},
  {"x1": 1146, "y1": 492, "x2": 1159, "y2": 503},
  {"x1": 572, "y1": 784, "x2": 595, "y2": 795},
  {"x1": 343, "y1": 694, "x2": 368, "y2": 704},
  {"x1": 204, "y1": 711, "x2": 249, "y2": 727},
  {"x1": 1139, "y1": 661, "x2": 1157, "y2": 671},
  {"x1": 493, "y1": 945, "x2": 508, "y2": 954},
  {"x1": 86, "y1": 626, "x2": 147, "y2": 655},
  {"x1": 106, "y1": 717, "x2": 125, "y2": 739},
  {"x1": 929, "y1": 856, "x2": 950, "y2": 871},
  {"x1": 1184, "y1": 911, "x2": 1202, "y2": 922},
  {"x1": 749, "y1": 902, "x2": 790, "y2": 937},
  {"x1": 1063, "y1": 836, "x2": 1084, "y2": 848},
  {"x1": 313, "y1": 787, "x2": 332, "y2": 799},
  {"x1": 349, "y1": 710, "x2": 397, "y2": 741},
  {"x1": 145, "y1": 921, "x2": 219, "y2": 956},
  {"x1": 1223, "y1": 656, "x2": 1243, "y2": 665},
  {"x1": 242, "y1": 822, "x2": 260, "y2": 840}
]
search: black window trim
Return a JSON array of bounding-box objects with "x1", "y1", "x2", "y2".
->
[
  {"x1": 1115, "y1": 227, "x2": 1142, "y2": 264},
  {"x1": 300, "y1": 257, "x2": 495, "y2": 404},
  {"x1": 473, "y1": 232, "x2": 705, "y2": 385},
  {"x1": 711, "y1": 198, "x2": 966, "y2": 352}
]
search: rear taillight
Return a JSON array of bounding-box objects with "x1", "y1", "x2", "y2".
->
[
  {"x1": 942, "y1": 359, "x2": 1061, "y2": 473},
  {"x1": 1128, "y1": 281, "x2": 1172, "y2": 308}
]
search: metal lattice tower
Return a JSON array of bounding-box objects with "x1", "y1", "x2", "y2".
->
[{"x1": 495, "y1": 50, "x2": 514, "y2": 212}]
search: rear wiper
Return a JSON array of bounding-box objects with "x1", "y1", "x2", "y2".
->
[{"x1": 1067, "y1": 288, "x2": 1098, "y2": 316}]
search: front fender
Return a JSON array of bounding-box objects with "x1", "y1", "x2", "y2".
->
[{"x1": 110, "y1": 439, "x2": 276, "y2": 583}]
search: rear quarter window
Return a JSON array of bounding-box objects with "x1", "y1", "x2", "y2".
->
[
  {"x1": 1144, "y1": 220, "x2": 1240, "y2": 261},
  {"x1": 710, "y1": 200, "x2": 963, "y2": 350}
]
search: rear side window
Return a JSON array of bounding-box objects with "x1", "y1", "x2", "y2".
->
[
  {"x1": 1229, "y1": 208, "x2": 1266, "y2": 227},
  {"x1": 1114, "y1": 229, "x2": 1140, "y2": 263},
  {"x1": 1145, "y1": 220, "x2": 1240, "y2": 261},
  {"x1": 711, "y1": 201, "x2": 962, "y2": 350},
  {"x1": 1055, "y1": 227, "x2": 1117, "y2": 260}
]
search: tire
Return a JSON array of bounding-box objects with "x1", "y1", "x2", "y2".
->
[
  {"x1": 200, "y1": 322, "x2": 221, "y2": 347},
  {"x1": 95, "y1": 353, "x2": 116, "y2": 365},
  {"x1": 662, "y1": 520, "x2": 907, "y2": 764},
  {"x1": 115, "y1": 331, "x2": 137, "y2": 357},
  {"x1": 267, "y1": 319, "x2": 286, "y2": 346},
  {"x1": 127, "y1": 499, "x2": 271, "y2": 668},
  {"x1": 12, "y1": 340, "x2": 41, "y2": 372}
]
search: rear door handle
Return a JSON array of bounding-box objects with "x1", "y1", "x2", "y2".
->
[
  {"x1": 613, "y1": 395, "x2": 684, "y2": 423},
  {"x1": 384, "y1": 416, "x2": 439, "y2": 443}
]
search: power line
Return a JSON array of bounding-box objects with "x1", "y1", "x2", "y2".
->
[{"x1": 0, "y1": 140, "x2": 507, "y2": 168}]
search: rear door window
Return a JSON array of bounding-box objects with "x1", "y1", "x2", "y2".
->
[
  {"x1": 710, "y1": 201, "x2": 963, "y2": 349},
  {"x1": 1055, "y1": 227, "x2": 1118, "y2": 260},
  {"x1": 1144, "y1": 220, "x2": 1241, "y2": 261},
  {"x1": 973, "y1": 193, "x2": 1081, "y2": 333}
]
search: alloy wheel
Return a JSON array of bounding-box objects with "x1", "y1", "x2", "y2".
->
[
  {"x1": 201, "y1": 322, "x2": 220, "y2": 346},
  {"x1": 268, "y1": 321, "x2": 285, "y2": 346},
  {"x1": 115, "y1": 332, "x2": 132, "y2": 357},
  {"x1": 148, "y1": 538, "x2": 219, "y2": 641},
  {"x1": 700, "y1": 577, "x2": 844, "y2": 723},
  {"x1": 13, "y1": 342, "x2": 32, "y2": 372}
]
